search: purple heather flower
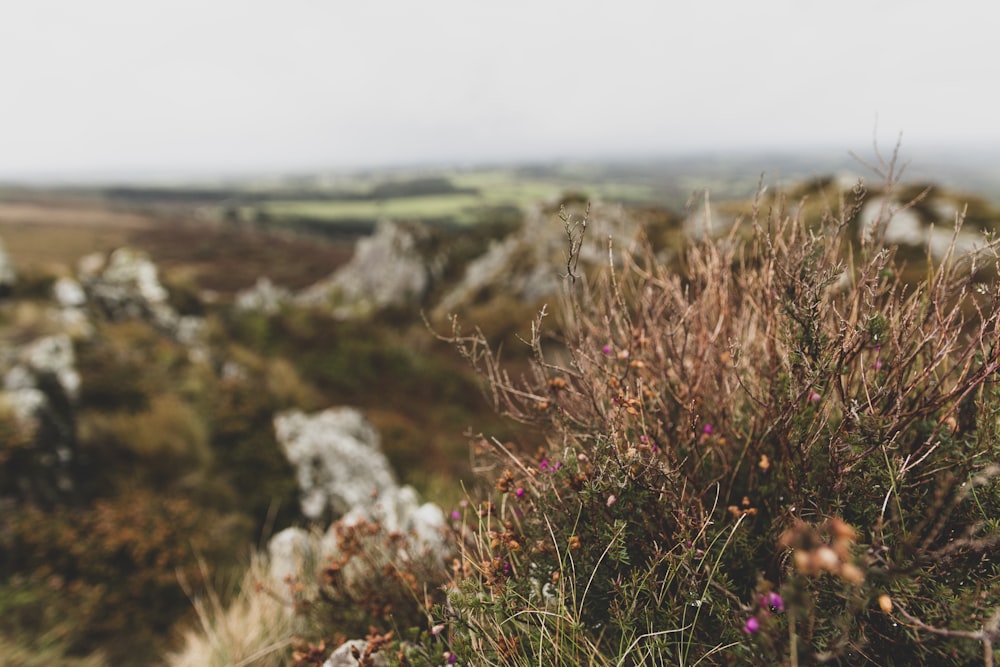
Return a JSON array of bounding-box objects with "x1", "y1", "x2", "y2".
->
[
  {"x1": 808, "y1": 390, "x2": 822, "y2": 402},
  {"x1": 764, "y1": 591, "x2": 784, "y2": 612},
  {"x1": 743, "y1": 616, "x2": 760, "y2": 634},
  {"x1": 515, "y1": 487, "x2": 525, "y2": 498},
  {"x1": 873, "y1": 358, "x2": 883, "y2": 370},
  {"x1": 431, "y1": 623, "x2": 446, "y2": 636},
  {"x1": 444, "y1": 651, "x2": 458, "y2": 664},
  {"x1": 451, "y1": 510, "x2": 461, "y2": 520},
  {"x1": 702, "y1": 423, "x2": 715, "y2": 435},
  {"x1": 602, "y1": 344, "x2": 612, "y2": 355},
  {"x1": 539, "y1": 459, "x2": 549, "y2": 471}
]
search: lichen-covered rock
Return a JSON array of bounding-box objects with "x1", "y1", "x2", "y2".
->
[
  {"x1": 273, "y1": 407, "x2": 397, "y2": 520},
  {"x1": 234, "y1": 276, "x2": 290, "y2": 315},
  {"x1": 53, "y1": 277, "x2": 87, "y2": 308},
  {"x1": 272, "y1": 407, "x2": 447, "y2": 555},
  {"x1": 267, "y1": 526, "x2": 313, "y2": 585},
  {"x1": 0, "y1": 236, "x2": 17, "y2": 292},
  {"x1": 323, "y1": 639, "x2": 387, "y2": 667},
  {"x1": 434, "y1": 200, "x2": 636, "y2": 316},
  {"x1": 80, "y1": 247, "x2": 170, "y2": 320},
  {"x1": 0, "y1": 335, "x2": 79, "y2": 504},
  {"x1": 298, "y1": 220, "x2": 431, "y2": 317},
  {"x1": 859, "y1": 196, "x2": 989, "y2": 260},
  {"x1": 20, "y1": 334, "x2": 80, "y2": 400},
  {"x1": 340, "y1": 484, "x2": 445, "y2": 548},
  {"x1": 50, "y1": 277, "x2": 94, "y2": 338},
  {"x1": 77, "y1": 248, "x2": 207, "y2": 352}
]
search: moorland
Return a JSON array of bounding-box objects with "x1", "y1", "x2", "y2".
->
[{"x1": 2, "y1": 151, "x2": 1000, "y2": 665}]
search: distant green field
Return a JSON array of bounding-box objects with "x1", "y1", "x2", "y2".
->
[
  {"x1": 262, "y1": 193, "x2": 485, "y2": 225},
  {"x1": 255, "y1": 168, "x2": 661, "y2": 228}
]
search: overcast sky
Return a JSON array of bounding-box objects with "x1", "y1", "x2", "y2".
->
[{"x1": 1, "y1": 1, "x2": 998, "y2": 181}]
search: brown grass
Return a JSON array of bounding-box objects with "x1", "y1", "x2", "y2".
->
[{"x1": 0, "y1": 198, "x2": 355, "y2": 294}]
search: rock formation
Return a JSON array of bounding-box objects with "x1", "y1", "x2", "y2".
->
[
  {"x1": 0, "y1": 236, "x2": 16, "y2": 293},
  {"x1": 234, "y1": 276, "x2": 291, "y2": 315},
  {"x1": 273, "y1": 407, "x2": 398, "y2": 520},
  {"x1": 77, "y1": 247, "x2": 206, "y2": 349},
  {"x1": 434, "y1": 200, "x2": 637, "y2": 316},
  {"x1": 323, "y1": 639, "x2": 388, "y2": 667},
  {"x1": 0, "y1": 334, "x2": 80, "y2": 505},
  {"x1": 272, "y1": 407, "x2": 445, "y2": 545},
  {"x1": 267, "y1": 407, "x2": 447, "y2": 666},
  {"x1": 297, "y1": 220, "x2": 435, "y2": 317},
  {"x1": 859, "y1": 195, "x2": 989, "y2": 260}
]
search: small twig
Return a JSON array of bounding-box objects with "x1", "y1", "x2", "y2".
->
[
  {"x1": 561, "y1": 203, "x2": 591, "y2": 284},
  {"x1": 893, "y1": 601, "x2": 999, "y2": 667}
]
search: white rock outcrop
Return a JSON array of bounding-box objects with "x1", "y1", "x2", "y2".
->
[
  {"x1": 323, "y1": 639, "x2": 387, "y2": 667},
  {"x1": 0, "y1": 236, "x2": 17, "y2": 290},
  {"x1": 860, "y1": 197, "x2": 990, "y2": 261},
  {"x1": 0, "y1": 334, "x2": 80, "y2": 502},
  {"x1": 77, "y1": 248, "x2": 207, "y2": 353},
  {"x1": 435, "y1": 200, "x2": 636, "y2": 316},
  {"x1": 20, "y1": 334, "x2": 80, "y2": 400},
  {"x1": 271, "y1": 406, "x2": 446, "y2": 553},
  {"x1": 273, "y1": 407, "x2": 398, "y2": 519},
  {"x1": 53, "y1": 277, "x2": 87, "y2": 308},
  {"x1": 267, "y1": 526, "x2": 314, "y2": 585},
  {"x1": 234, "y1": 276, "x2": 291, "y2": 315},
  {"x1": 297, "y1": 221, "x2": 431, "y2": 316}
]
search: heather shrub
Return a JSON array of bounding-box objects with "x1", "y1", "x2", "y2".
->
[
  {"x1": 174, "y1": 521, "x2": 454, "y2": 667},
  {"x1": 163, "y1": 158, "x2": 1000, "y2": 667},
  {"x1": 440, "y1": 162, "x2": 1000, "y2": 665},
  {"x1": 80, "y1": 394, "x2": 211, "y2": 488},
  {"x1": 1, "y1": 489, "x2": 231, "y2": 666},
  {"x1": 289, "y1": 520, "x2": 451, "y2": 645},
  {"x1": 208, "y1": 369, "x2": 302, "y2": 532}
]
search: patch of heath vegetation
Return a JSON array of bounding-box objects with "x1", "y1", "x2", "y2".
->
[
  {"x1": 4, "y1": 155, "x2": 1000, "y2": 665},
  {"x1": 171, "y1": 158, "x2": 1000, "y2": 666}
]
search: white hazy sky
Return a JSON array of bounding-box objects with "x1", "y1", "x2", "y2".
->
[{"x1": 1, "y1": 0, "x2": 998, "y2": 180}]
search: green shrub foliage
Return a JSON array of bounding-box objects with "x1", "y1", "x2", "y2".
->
[{"x1": 441, "y1": 174, "x2": 1000, "y2": 665}]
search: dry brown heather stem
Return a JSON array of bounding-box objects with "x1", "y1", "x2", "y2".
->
[
  {"x1": 452, "y1": 186, "x2": 1000, "y2": 486},
  {"x1": 440, "y1": 146, "x2": 1000, "y2": 662}
]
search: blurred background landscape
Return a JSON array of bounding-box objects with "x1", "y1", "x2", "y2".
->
[{"x1": 2, "y1": 1, "x2": 999, "y2": 664}]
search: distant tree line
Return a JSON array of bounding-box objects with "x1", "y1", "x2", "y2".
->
[{"x1": 101, "y1": 176, "x2": 479, "y2": 207}]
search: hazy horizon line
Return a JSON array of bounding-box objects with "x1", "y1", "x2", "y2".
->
[{"x1": 2, "y1": 144, "x2": 999, "y2": 188}]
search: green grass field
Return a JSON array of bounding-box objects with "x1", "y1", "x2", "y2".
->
[{"x1": 252, "y1": 168, "x2": 662, "y2": 228}]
